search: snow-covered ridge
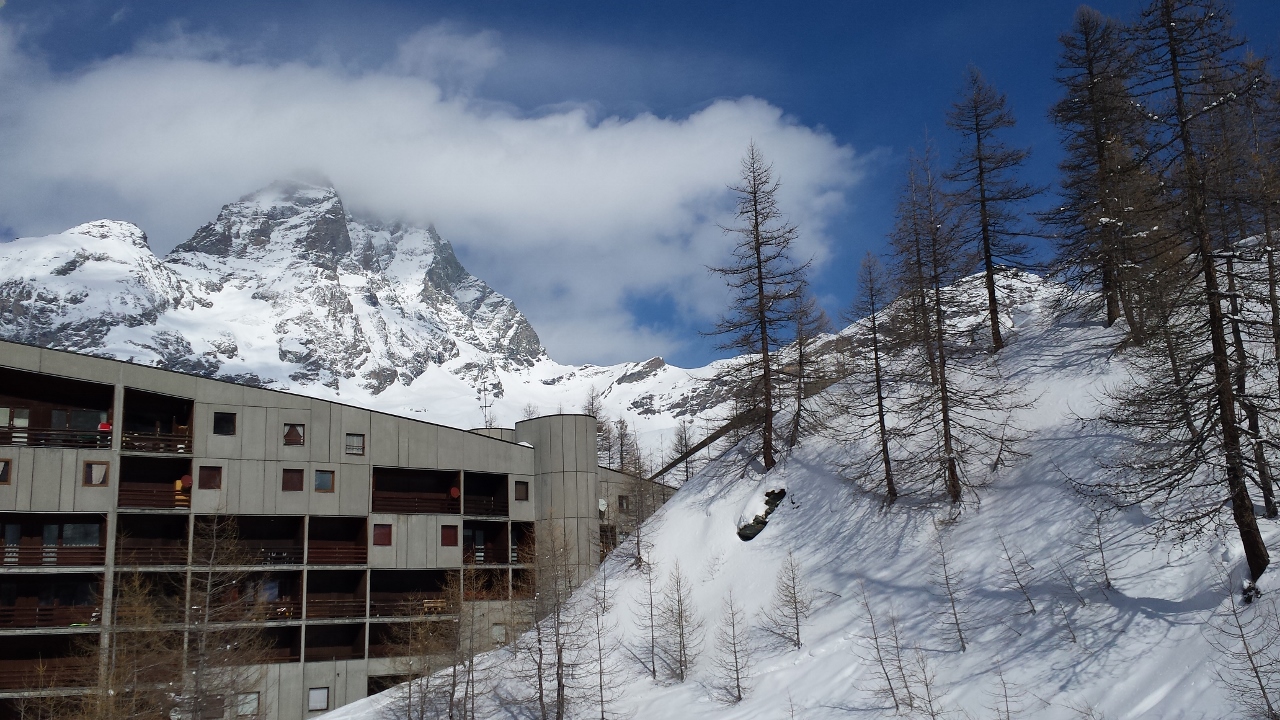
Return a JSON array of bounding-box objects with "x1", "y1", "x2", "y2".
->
[
  {"x1": 326, "y1": 272, "x2": 1273, "y2": 720},
  {"x1": 0, "y1": 182, "x2": 734, "y2": 445}
]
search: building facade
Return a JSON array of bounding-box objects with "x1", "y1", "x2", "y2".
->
[{"x1": 0, "y1": 339, "x2": 604, "y2": 719}]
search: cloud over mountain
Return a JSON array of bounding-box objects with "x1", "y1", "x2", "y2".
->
[{"x1": 0, "y1": 21, "x2": 862, "y2": 365}]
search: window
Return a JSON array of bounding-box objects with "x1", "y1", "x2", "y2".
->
[
  {"x1": 281, "y1": 468, "x2": 304, "y2": 492},
  {"x1": 617, "y1": 495, "x2": 630, "y2": 512},
  {"x1": 235, "y1": 692, "x2": 260, "y2": 717},
  {"x1": 600, "y1": 525, "x2": 618, "y2": 554},
  {"x1": 344, "y1": 433, "x2": 365, "y2": 455},
  {"x1": 283, "y1": 423, "x2": 305, "y2": 446},
  {"x1": 373, "y1": 524, "x2": 392, "y2": 546},
  {"x1": 62, "y1": 524, "x2": 99, "y2": 546},
  {"x1": 198, "y1": 466, "x2": 223, "y2": 490},
  {"x1": 307, "y1": 687, "x2": 329, "y2": 712},
  {"x1": 83, "y1": 462, "x2": 108, "y2": 487},
  {"x1": 514, "y1": 481, "x2": 529, "y2": 501},
  {"x1": 441, "y1": 524, "x2": 458, "y2": 547},
  {"x1": 314, "y1": 470, "x2": 335, "y2": 493},
  {"x1": 213, "y1": 412, "x2": 237, "y2": 436},
  {"x1": 0, "y1": 459, "x2": 10, "y2": 485}
]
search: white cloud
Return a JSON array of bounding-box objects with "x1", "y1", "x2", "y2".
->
[{"x1": 0, "y1": 22, "x2": 862, "y2": 365}]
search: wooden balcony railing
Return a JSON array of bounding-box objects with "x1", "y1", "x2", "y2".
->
[
  {"x1": 265, "y1": 648, "x2": 300, "y2": 664},
  {"x1": 0, "y1": 427, "x2": 111, "y2": 449},
  {"x1": 0, "y1": 605, "x2": 100, "y2": 628},
  {"x1": 121, "y1": 431, "x2": 192, "y2": 454},
  {"x1": 371, "y1": 491, "x2": 460, "y2": 514},
  {"x1": 244, "y1": 542, "x2": 305, "y2": 565},
  {"x1": 205, "y1": 597, "x2": 301, "y2": 622},
  {"x1": 304, "y1": 645, "x2": 364, "y2": 662},
  {"x1": 0, "y1": 657, "x2": 97, "y2": 690},
  {"x1": 0, "y1": 546, "x2": 106, "y2": 566},
  {"x1": 463, "y1": 546, "x2": 508, "y2": 565},
  {"x1": 463, "y1": 496, "x2": 509, "y2": 517},
  {"x1": 118, "y1": 482, "x2": 189, "y2": 509},
  {"x1": 368, "y1": 595, "x2": 449, "y2": 618},
  {"x1": 116, "y1": 544, "x2": 189, "y2": 565},
  {"x1": 307, "y1": 542, "x2": 367, "y2": 565},
  {"x1": 305, "y1": 597, "x2": 366, "y2": 619}
]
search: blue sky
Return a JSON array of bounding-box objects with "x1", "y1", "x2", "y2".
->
[{"x1": 1, "y1": 1, "x2": 1278, "y2": 367}]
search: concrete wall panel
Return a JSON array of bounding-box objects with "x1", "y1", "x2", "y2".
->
[
  {"x1": 39, "y1": 349, "x2": 119, "y2": 385},
  {"x1": 369, "y1": 414, "x2": 398, "y2": 466},
  {"x1": 74, "y1": 448, "x2": 114, "y2": 512},
  {"x1": 242, "y1": 406, "x2": 268, "y2": 461}
]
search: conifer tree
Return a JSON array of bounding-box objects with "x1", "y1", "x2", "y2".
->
[
  {"x1": 1104, "y1": 0, "x2": 1271, "y2": 581},
  {"x1": 708, "y1": 142, "x2": 809, "y2": 471},
  {"x1": 1043, "y1": 6, "x2": 1162, "y2": 337},
  {"x1": 946, "y1": 67, "x2": 1043, "y2": 352}
]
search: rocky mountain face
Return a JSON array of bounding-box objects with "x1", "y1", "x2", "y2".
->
[
  {"x1": 0, "y1": 182, "x2": 543, "y2": 390},
  {"x1": 0, "y1": 182, "x2": 729, "y2": 445}
]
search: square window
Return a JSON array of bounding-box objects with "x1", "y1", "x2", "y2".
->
[
  {"x1": 198, "y1": 466, "x2": 223, "y2": 490},
  {"x1": 283, "y1": 423, "x2": 305, "y2": 446},
  {"x1": 514, "y1": 481, "x2": 529, "y2": 501},
  {"x1": 344, "y1": 433, "x2": 365, "y2": 455},
  {"x1": 282, "y1": 468, "x2": 304, "y2": 492},
  {"x1": 314, "y1": 470, "x2": 335, "y2": 493},
  {"x1": 213, "y1": 412, "x2": 237, "y2": 436},
  {"x1": 235, "y1": 692, "x2": 260, "y2": 717},
  {"x1": 307, "y1": 687, "x2": 329, "y2": 712},
  {"x1": 617, "y1": 495, "x2": 630, "y2": 512},
  {"x1": 441, "y1": 524, "x2": 458, "y2": 547},
  {"x1": 373, "y1": 524, "x2": 392, "y2": 546},
  {"x1": 0, "y1": 459, "x2": 10, "y2": 485},
  {"x1": 83, "y1": 462, "x2": 108, "y2": 487}
]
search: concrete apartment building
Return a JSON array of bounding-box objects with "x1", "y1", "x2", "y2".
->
[{"x1": 0, "y1": 338, "x2": 612, "y2": 719}]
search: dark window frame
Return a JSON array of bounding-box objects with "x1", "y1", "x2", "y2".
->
[
  {"x1": 0, "y1": 458, "x2": 10, "y2": 485},
  {"x1": 83, "y1": 461, "x2": 109, "y2": 487},
  {"x1": 212, "y1": 412, "x2": 237, "y2": 436},
  {"x1": 198, "y1": 466, "x2": 223, "y2": 490},
  {"x1": 441, "y1": 524, "x2": 459, "y2": 547},
  {"x1": 514, "y1": 480, "x2": 529, "y2": 501},
  {"x1": 281, "y1": 468, "x2": 304, "y2": 492},
  {"x1": 617, "y1": 495, "x2": 630, "y2": 512},
  {"x1": 344, "y1": 433, "x2": 365, "y2": 456},
  {"x1": 283, "y1": 423, "x2": 305, "y2": 447},
  {"x1": 314, "y1": 469, "x2": 335, "y2": 493},
  {"x1": 372, "y1": 524, "x2": 392, "y2": 546},
  {"x1": 307, "y1": 687, "x2": 329, "y2": 712}
]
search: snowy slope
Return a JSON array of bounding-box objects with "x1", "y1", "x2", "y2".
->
[
  {"x1": 0, "y1": 182, "x2": 734, "y2": 450},
  {"x1": 326, "y1": 273, "x2": 1267, "y2": 720}
]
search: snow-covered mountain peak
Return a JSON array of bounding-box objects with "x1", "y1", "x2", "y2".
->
[{"x1": 66, "y1": 219, "x2": 151, "y2": 250}]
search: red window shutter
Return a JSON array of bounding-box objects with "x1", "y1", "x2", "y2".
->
[
  {"x1": 373, "y1": 524, "x2": 392, "y2": 546},
  {"x1": 441, "y1": 525, "x2": 458, "y2": 547},
  {"x1": 282, "y1": 469, "x2": 304, "y2": 492}
]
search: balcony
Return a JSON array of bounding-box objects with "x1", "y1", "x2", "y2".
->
[
  {"x1": 306, "y1": 597, "x2": 366, "y2": 619},
  {"x1": 307, "y1": 542, "x2": 367, "y2": 565},
  {"x1": 462, "y1": 520, "x2": 509, "y2": 565},
  {"x1": 0, "y1": 605, "x2": 99, "y2": 629},
  {"x1": 304, "y1": 624, "x2": 364, "y2": 662},
  {"x1": 368, "y1": 593, "x2": 449, "y2": 618},
  {"x1": 120, "y1": 388, "x2": 193, "y2": 455},
  {"x1": 115, "y1": 514, "x2": 188, "y2": 565},
  {"x1": 0, "y1": 368, "x2": 115, "y2": 451},
  {"x1": 0, "y1": 656, "x2": 96, "y2": 690},
  {"x1": 463, "y1": 472, "x2": 509, "y2": 517},
  {"x1": 0, "y1": 546, "x2": 106, "y2": 567},
  {"x1": 371, "y1": 467, "x2": 461, "y2": 514},
  {"x1": 0, "y1": 427, "x2": 110, "y2": 449},
  {"x1": 308, "y1": 518, "x2": 367, "y2": 565},
  {"x1": 119, "y1": 482, "x2": 189, "y2": 509},
  {"x1": 120, "y1": 431, "x2": 192, "y2": 454}
]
